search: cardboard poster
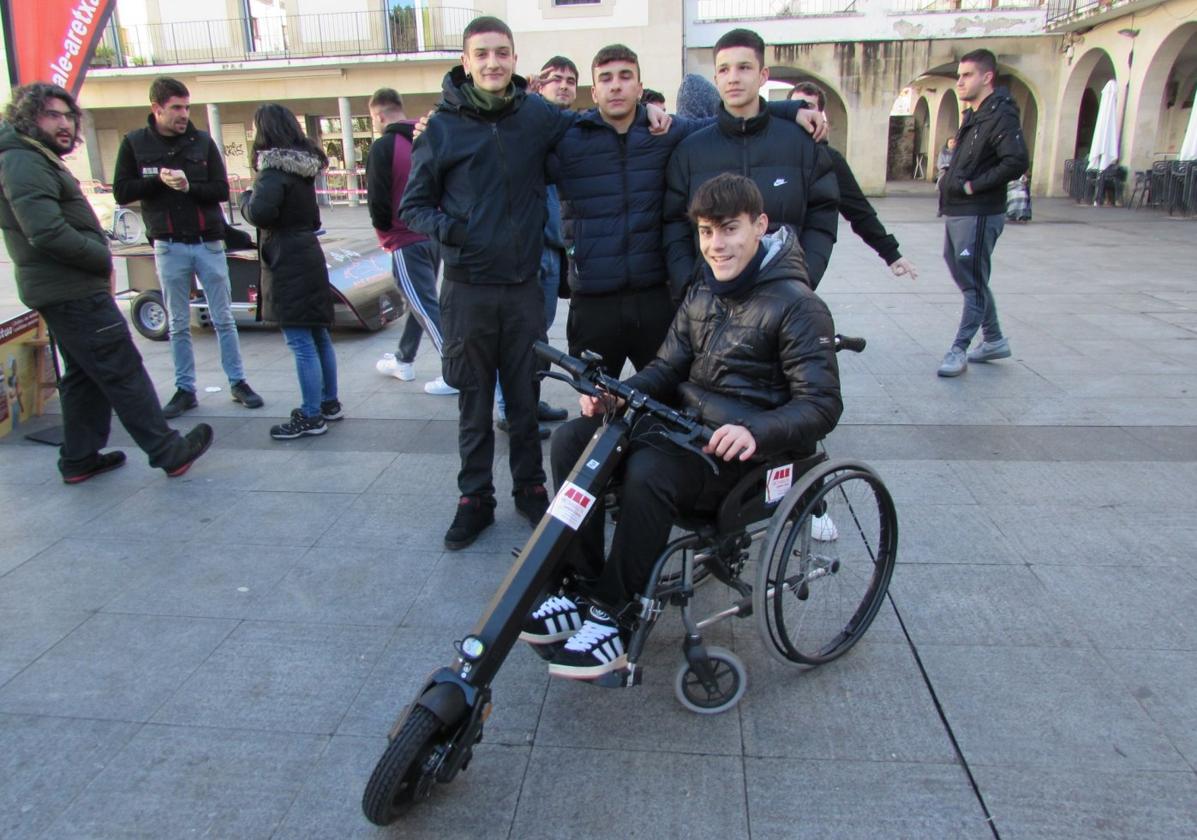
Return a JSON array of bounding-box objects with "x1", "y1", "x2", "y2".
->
[{"x1": 0, "y1": 310, "x2": 44, "y2": 439}]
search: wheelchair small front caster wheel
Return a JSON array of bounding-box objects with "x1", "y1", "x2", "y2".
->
[{"x1": 673, "y1": 646, "x2": 747, "y2": 715}]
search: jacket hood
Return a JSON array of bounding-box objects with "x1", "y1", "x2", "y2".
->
[
  {"x1": 383, "y1": 121, "x2": 417, "y2": 141},
  {"x1": 968, "y1": 87, "x2": 1019, "y2": 124},
  {"x1": 676, "y1": 74, "x2": 721, "y2": 120},
  {"x1": 717, "y1": 98, "x2": 771, "y2": 137},
  {"x1": 756, "y1": 226, "x2": 809, "y2": 286},
  {"x1": 257, "y1": 148, "x2": 323, "y2": 178},
  {"x1": 0, "y1": 123, "x2": 68, "y2": 168},
  {"x1": 439, "y1": 66, "x2": 528, "y2": 115}
]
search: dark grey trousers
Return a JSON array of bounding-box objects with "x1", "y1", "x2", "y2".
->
[{"x1": 943, "y1": 213, "x2": 1005, "y2": 351}]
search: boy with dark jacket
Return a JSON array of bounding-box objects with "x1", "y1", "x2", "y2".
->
[
  {"x1": 365, "y1": 87, "x2": 456, "y2": 397},
  {"x1": 527, "y1": 174, "x2": 842, "y2": 680},
  {"x1": 663, "y1": 29, "x2": 839, "y2": 294},
  {"x1": 0, "y1": 83, "x2": 212, "y2": 482},
  {"x1": 936, "y1": 49, "x2": 1029, "y2": 377},
  {"x1": 113, "y1": 77, "x2": 262, "y2": 417}
]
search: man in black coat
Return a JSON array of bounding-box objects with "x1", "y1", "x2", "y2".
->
[
  {"x1": 113, "y1": 77, "x2": 263, "y2": 417},
  {"x1": 936, "y1": 49, "x2": 1029, "y2": 377},
  {"x1": 663, "y1": 28, "x2": 839, "y2": 294},
  {"x1": 525, "y1": 174, "x2": 842, "y2": 680},
  {"x1": 788, "y1": 82, "x2": 919, "y2": 282}
]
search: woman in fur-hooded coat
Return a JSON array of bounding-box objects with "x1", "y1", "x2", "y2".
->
[{"x1": 241, "y1": 104, "x2": 339, "y2": 435}]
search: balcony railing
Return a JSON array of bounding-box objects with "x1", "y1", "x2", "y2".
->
[
  {"x1": 888, "y1": 0, "x2": 1044, "y2": 12},
  {"x1": 1044, "y1": 0, "x2": 1127, "y2": 25},
  {"x1": 90, "y1": 7, "x2": 474, "y2": 69},
  {"x1": 693, "y1": 0, "x2": 860, "y2": 22}
]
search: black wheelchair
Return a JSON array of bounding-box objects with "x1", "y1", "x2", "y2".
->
[{"x1": 362, "y1": 340, "x2": 898, "y2": 824}]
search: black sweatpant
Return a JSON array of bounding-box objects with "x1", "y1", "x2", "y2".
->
[
  {"x1": 38, "y1": 293, "x2": 189, "y2": 474},
  {"x1": 440, "y1": 278, "x2": 546, "y2": 499},
  {"x1": 550, "y1": 415, "x2": 751, "y2": 610},
  {"x1": 566, "y1": 284, "x2": 675, "y2": 378}
]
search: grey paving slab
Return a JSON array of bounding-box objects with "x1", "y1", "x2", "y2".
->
[
  {"x1": 0, "y1": 538, "x2": 179, "y2": 612},
  {"x1": 401, "y1": 549, "x2": 533, "y2": 630},
  {"x1": 1033, "y1": 564, "x2": 1197, "y2": 651},
  {"x1": 250, "y1": 545, "x2": 438, "y2": 627},
  {"x1": 918, "y1": 644, "x2": 1187, "y2": 772},
  {"x1": 858, "y1": 459, "x2": 976, "y2": 508},
  {"x1": 0, "y1": 607, "x2": 90, "y2": 687},
  {"x1": 0, "y1": 532, "x2": 58, "y2": 577},
  {"x1": 737, "y1": 640, "x2": 957, "y2": 763},
  {"x1": 1123, "y1": 424, "x2": 1197, "y2": 460},
  {"x1": 892, "y1": 503, "x2": 1022, "y2": 564},
  {"x1": 69, "y1": 483, "x2": 246, "y2": 542},
  {"x1": 745, "y1": 757, "x2": 991, "y2": 840},
  {"x1": 0, "y1": 612, "x2": 236, "y2": 720},
  {"x1": 200, "y1": 489, "x2": 357, "y2": 547},
  {"x1": 889, "y1": 563, "x2": 1089, "y2": 648},
  {"x1": 510, "y1": 746, "x2": 749, "y2": 840},
  {"x1": 253, "y1": 450, "x2": 396, "y2": 493},
  {"x1": 40, "y1": 723, "x2": 327, "y2": 840},
  {"x1": 338, "y1": 626, "x2": 547, "y2": 746},
  {"x1": 0, "y1": 713, "x2": 140, "y2": 840},
  {"x1": 100, "y1": 542, "x2": 301, "y2": 620},
  {"x1": 1102, "y1": 647, "x2": 1197, "y2": 767},
  {"x1": 984, "y1": 503, "x2": 1146, "y2": 567},
  {"x1": 274, "y1": 735, "x2": 529, "y2": 840},
  {"x1": 974, "y1": 765, "x2": 1197, "y2": 840},
  {"x1": 153, "y1": 620, "x2": 384, "y2": 735}
]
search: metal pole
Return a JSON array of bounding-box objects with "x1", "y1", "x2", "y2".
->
[
  {"x1": 414, "y1": 0, "x2": 425, "y2": 52},
  {"x1": 338, "y1": 96, "x2": 359, "y2": 207}
]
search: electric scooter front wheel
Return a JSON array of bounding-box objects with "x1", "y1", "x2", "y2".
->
[{"x1": 361, "y1": 705, "x2": 446, "y2": 826}]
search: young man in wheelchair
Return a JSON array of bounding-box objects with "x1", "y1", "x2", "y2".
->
[{"x1": 524, "y1": 173, "x2": 843, "y2": 680}]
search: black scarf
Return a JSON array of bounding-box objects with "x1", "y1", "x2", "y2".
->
[{"x1": 702, "y1": 243, "x2": 767, "y2": 299}]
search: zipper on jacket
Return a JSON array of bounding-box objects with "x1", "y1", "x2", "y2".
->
[
  {"x1": 618, "y1": 131, "x2": 630, "y2": 288},
  {"x1": 702, "y1": 298, "x2": 734, "y2": 380},
  {"x1": 491, "y1": 123, "x2": 520, "y2": 275}
]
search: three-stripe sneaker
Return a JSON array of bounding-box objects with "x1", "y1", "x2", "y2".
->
[
  {"x1": 520, "y1": 593, "x2": 583, "y2": 645},
  {"x1": 548, "y1": 605, "x2": 627, "y2": 680}
]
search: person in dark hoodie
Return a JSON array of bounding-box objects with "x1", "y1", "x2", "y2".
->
[
  {"x1": 525, "y1": 174, "x2": 843, "y2": 681},
  {"x1": 240, "y1": 104, "x2": 341, "y2": 440},
  {"x1": 365, "y1": 88, "x2": 456, "y2": 397},
  {"x1": 788, "y1": 82, "x2": 919, "y2": 282},
  {"x1": 0, "y1": 83, "x2": 212, "y2": 481},
  {"x1": 401, "y1": 16, "x2": 671, "y2": 551},
  {"x1": 936, "y1": 49, "x2": 1028, "y2": 378},
  {"x1": 663, "y1": 29, "x2": 839, "y2": 295}
]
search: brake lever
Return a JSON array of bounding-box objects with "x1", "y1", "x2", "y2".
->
[{"x1": 663, "y1": 427, "x2": 719, "y2": 476}]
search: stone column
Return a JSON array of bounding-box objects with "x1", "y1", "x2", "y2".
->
[
  {"x1": 206, "y1": 103, "x2": 225, "y2": 163},
  {"x1": 338, "y1": 96, "x2": 359, "y2": 207},
  {"x1": 81, "y1": 114, "x2": 104, "y2": 182}
]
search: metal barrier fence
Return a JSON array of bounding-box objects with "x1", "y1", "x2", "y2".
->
[
  {"x1": 888, "y1": 0, "x2": 1043, "y2": 11},
  {"x1": 693, "y1": 0, "x2": 859, "y2": 21},
  {"x1": 93, "y1": 6, "x2": 475, "y2": 68}
]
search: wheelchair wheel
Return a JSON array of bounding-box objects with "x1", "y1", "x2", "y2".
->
[
  {"x1": 361, "y1": 705, "x2": 445, "y2": 825},
  {"x1": 673, "y1": 646, "x2": 747, "y2": 714},
  {"x1": 753, "y1": 461, "x2": 896, "y2": 667}
]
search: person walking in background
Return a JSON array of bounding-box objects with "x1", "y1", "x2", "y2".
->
[
  {"x1": 0, "y1": 83, "x2": 212, "y2": 480},
  {"x1": 113, "y1": 77, "x2": 263, "y2": 418},
  {"x1": 365, "y1": 88, "x2": 457, "y2": 397},
  {"x1": 788, "y1": 81, "x2": 919, "y2": 282},
  {"x1": 936, "y1": 48, "x2": 1029, "y2": 378},
  {"x1": 240, "y1": 104, "x2": 341, "y2": 439},
  {"x1": 937, "y1": 137, "x2": 956, "y2": 184}
]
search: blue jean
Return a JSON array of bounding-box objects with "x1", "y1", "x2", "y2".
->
[
  {"x1": 392, "y1": 240, "x2": 444, "y2": 362},
  {"x1": 282, "y1": 326, "x2": 338, "y2": 418},
  {"x1": 152, "y1": 239, "x2": 246, "y2": 392}
]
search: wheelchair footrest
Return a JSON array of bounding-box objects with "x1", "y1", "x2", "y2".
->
[{"x1": 589, "y1": 666, "x2": 643, "y2": 689}]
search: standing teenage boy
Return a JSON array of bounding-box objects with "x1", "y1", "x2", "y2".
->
[
  {"x1": 663, "y1": 28, "x2": 839, "y2": 293},
  {"x1": 402, "y1": 17, "x2": 671, "y2": 549},
  {"x1": 936, "y1": 48, "x2": 1028, "y2": 377},
  {"x1": 113, "y1": 77, "x2": 262, "y2": 417}
]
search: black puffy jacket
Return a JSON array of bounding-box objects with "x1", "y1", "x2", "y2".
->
[
  {"x1": 939, "y1": 88, "x2": 1029, "y2": 217},
  {"x1": 400, "y1": 67, "x2": 574, "y2": 285},
  {"x1": 239, "y1": 149, "x2": 333, "y2": 327},
  {"x1": 663, "y1": 99, "x2": 839, "y2": 295},
  {"x1": 626, "y1": 227, "x2": 842, "y2": 458},
  {"x1": 113, "y1": 117, "x2": 229, "y2": 242}
]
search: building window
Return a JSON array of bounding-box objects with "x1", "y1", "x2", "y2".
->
[{"x1": 554, "y1": 0, "x2": 601, "y2": 5}]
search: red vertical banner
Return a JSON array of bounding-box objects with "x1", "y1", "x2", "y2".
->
[{"x1": 2, "y1": 0, "x2": 117, "y2": 95}]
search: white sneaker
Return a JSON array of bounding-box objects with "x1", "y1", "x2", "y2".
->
[
  {"x1": 376, "y1": 353, "x2": 415, "y2": 381},
  {"x1": 811, "y1": 512, "x2": 838, "y2": 542},
  {"x1": 424, "y1": 376, "x2": 459, "y2": 396}
]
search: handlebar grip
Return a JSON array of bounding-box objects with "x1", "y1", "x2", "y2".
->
[
  {"x1": 533, "y1": 340, "x2": 565, "y2": 365},
  {"x1": 835, "y1": 334, "x2": 867, "y2": 353}
]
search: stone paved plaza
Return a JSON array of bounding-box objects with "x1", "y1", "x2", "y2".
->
[{"x1": 2, "y1": 195, "x2": 1196, "y2": 839}]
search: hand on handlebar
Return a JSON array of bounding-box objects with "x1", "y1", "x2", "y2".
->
[
  {"x1": 579, "y1": 392, "x2": 624, "y2": 417},
  {"x1": 704, "y1": 424, "x2": 757, "y2": 462}
]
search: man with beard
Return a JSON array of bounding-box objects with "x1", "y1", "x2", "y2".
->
[{"x1": 0, "y1": 83, "x2": 213, "y2": 481}]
